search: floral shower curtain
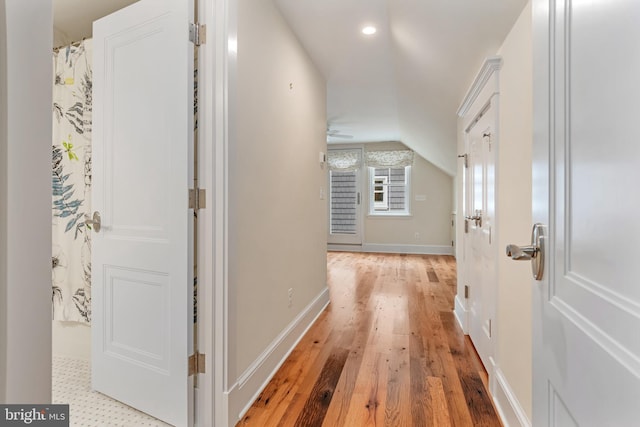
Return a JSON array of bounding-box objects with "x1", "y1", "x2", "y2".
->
[{"x1": 52, "y1": 39, "x2": 93, "y2": 323}]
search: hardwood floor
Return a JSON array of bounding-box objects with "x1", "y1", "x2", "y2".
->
[{"x1": 237, "y1": 252, "x2": 501, "y2": 427}]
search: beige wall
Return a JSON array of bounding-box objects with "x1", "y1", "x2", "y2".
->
[
  {"x1": 496, "y1": 1, "x2": 533, "y2": 419},
  {"x1": 228, "y1": 0, "x2": 327, "y2": 414},
  {"x1": 0, "y1": 0, "x2": 53, "y2": 403},
  {"x1": 359, "y1": 142, "x2": 454, "y2": 249}
]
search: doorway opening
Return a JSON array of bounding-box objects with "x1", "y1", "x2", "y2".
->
[{"x1": 50, "y1": 2, "x2": 170, "y2": 426}]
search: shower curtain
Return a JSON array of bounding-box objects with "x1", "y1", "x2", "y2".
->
[{"x1": 52, "y1": 39, "x2": 93, "y2": 323}]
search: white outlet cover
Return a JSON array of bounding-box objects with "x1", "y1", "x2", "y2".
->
[{"x1": 415, "y1": 195, "x2": 427, "y2": 201}]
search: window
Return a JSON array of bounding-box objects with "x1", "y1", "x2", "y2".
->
[{"x1": 369, "y1": 166, "x2": 411, "y2": 215}]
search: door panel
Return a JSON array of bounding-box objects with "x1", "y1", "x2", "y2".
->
[
  {"x1": 533, "y1": 0, "x2": 640, "y2": 425},
  {"x1": 465, "y1": 104, "x2": 496, "y2": 372},
  {"x1": 92, "y1": 1, "x2": 192, "y2": 426}
]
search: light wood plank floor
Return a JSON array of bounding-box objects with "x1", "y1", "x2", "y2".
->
[{"x1": 237, "y1": 252, "x2": 501, "y2": 427}]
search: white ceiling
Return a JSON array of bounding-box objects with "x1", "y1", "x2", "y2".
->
[
  {"x1": 275, "y1": 0, "x2": 527, "y2": 175},
  {"x1": 53, "y1": 0, "x2": 138, "y2": 43},
  {"x1": 54, "y1": 0, "x2": 527, "y2": 176}
]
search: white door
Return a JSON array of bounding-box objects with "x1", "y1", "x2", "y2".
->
[
  {"x1": 532, "y1": 0, "x2": 640, "y2": 425},
  {"x1": 328, "y1": 148, "x2": 363, "y2": 245},
  {"x1": 464, "y1": 104, "x2": 496, "y2": 372},
  {"x1": 91, "y1": 1, "x2": 193, "y2": 426}
]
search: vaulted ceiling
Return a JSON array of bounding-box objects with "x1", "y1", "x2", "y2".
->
[
  {"x1": 54, "y1": 0, "x2": 527, "y2": 176},
  {"x1": 275, "y1": 0, "x2": 527, "y2": 175}
]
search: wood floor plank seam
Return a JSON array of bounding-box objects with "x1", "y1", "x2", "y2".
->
[{"x1": 238, "y1": 252, "x2": 502, "y2": 427}]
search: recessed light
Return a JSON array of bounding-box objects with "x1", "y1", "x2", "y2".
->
[{"x1": 362, "y1": 26, "x2": 377, "y2": 35}]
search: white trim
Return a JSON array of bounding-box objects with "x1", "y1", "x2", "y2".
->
[
  {"x1": 493, "y1": 367, "x2": 532, "y2": 427},
  {"x1": 454, "y1": 294, "x2": 468, "y2": 333},
  {"x1": 202, "y1": 0, "x2": 236, "y2": 427},
  {"x1": 457, "y1": 56, "x2": 503, "y2": 117},
  {"x1": 327, "y1": 244, "x2": 363, "y2": 252},
  {"x1": 363, "y1": 243, "x2": 453, "y2": 255},
  {"x1": 227, "y1": 287, "x2": 330, "y2": 423},
  {"x1": 328, "y1": 243, "x2": 454, "y2": 255}
]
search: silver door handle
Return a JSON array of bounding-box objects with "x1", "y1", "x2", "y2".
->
[
  {"x1": 464, "y1": 214, "x2": 482, "y2": 227},
  {"x1": 86, "y1": 211, "x2": 101, "y2": 233},
  {"x1": 506, "y1": 223, "x2": 545, "y2": 280},
  {"x1": 506, "y1": 244, "x2": 537, "y2": 260}
]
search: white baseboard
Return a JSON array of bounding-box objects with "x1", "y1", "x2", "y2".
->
[
  {"x1": 493, "y1": 367, "x2": 531, "y2": 427},
  {"x1": 226, "y1": 287, "x2": 330, "y2": 423},
  {"x1": 454, "y1": 294, "x2": 468, "y2": 334},
  {"x1": 327, "y1": 244, "x2": 363, "y2": 252},
  {"x1": 327, "y1": 243, "x2": 454, "y2": 255}
]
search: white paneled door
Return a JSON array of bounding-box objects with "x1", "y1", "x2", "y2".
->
[
  {"x1": 91, "y1": 1, "x2": 193, "y2": 426},
  {"x1": 532, "y1": 0, "x2": 640, "y2": 425},
  {"x1": 464, "y1": 102, "x2": 496, "y2": 373}
]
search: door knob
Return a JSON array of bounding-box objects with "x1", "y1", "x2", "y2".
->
[
  {"x1": 86, "y1": 211, "x2": 101, "y2": 233},
  {"x1": 506, "y1": 223, "x2": 545, "y2": 280}
]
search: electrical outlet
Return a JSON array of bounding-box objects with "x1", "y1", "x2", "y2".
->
[
  {"x1": 414, "y1": 232, "x2": 420, "y2": 240},
  {"x1": 320, "y1": 187, "x2": 325, "y2": 200},
  {"x1": 288, "y1": 288, "x2": 293, "y2": 308}
]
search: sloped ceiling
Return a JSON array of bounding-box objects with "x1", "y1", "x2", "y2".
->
[
  {"x1": 54, "y1": 0, "x2": 527, "y2": 176},
  {"x1": 275, "y1": 0, "x2": 527, "y2": 175}
]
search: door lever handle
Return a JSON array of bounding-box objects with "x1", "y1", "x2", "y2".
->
[
  {"x1": 85, "y1": 211, "x2": 101, "y2": 233},
  {"x1": 464, "y1": 215, "x2": 482, "y2": 227},
  {"x1": 506, "y1": 244, "x2": 537, "y2": 261},
  {"x1": 506, "y1": 223, "x2": 545, "y2": 280}
]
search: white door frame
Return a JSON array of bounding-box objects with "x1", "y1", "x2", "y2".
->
[
  {"x1": 1, "y1": 0, "x2": 228, "y2": 425},
  {"x1": 455, "y1": 59, "x2": 502, "y2": 330},
  {"x1": 455, "y1": 57, "x2": 502, "y2": 388},
  {"x1": 203, "y1": 0, "x2": 231, "y2": 425}
]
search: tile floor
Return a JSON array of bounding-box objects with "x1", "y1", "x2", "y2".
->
[{"x1": 52, "y1": 356, "x2": 172, "y2": 427}]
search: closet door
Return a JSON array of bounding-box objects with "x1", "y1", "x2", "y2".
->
[{"x1": 91, "y1": 0, "x2": 193, "y2": 426}]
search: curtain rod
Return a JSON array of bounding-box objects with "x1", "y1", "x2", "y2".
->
[{"x1": 53, "y1": 38, "x2": 87, "y2": 53}]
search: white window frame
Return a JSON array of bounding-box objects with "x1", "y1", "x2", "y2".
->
[
  {"x1": 368, "y1": 166, "x2": 411, "y2": 216},
  {"x1": 372, "y1": 175, "x2": 388, "y2": 210}
]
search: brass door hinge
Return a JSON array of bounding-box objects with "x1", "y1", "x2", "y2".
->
[
  {"x1": 464, "y1": 285, "x2": 469, "y2": 299},
  {"x1": 189, "y1": 188, "x2": 206, "y2": 210},
  {"x1": 188, "y1": 352, "x2": 206, "y2": 376}
]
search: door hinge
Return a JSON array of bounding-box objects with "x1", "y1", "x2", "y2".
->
[
  {"x1": 464, "y1": 219, "x2": 469, "y2": 233},
  {"x1": 464, "y1": 285, "x2": 469, "y2": 299},
  {"x1": 489, "y1": 319, "x2": 492, "y2": 338},
  {"x1": 458, "y1": 153, "x2": 468, "y2": 169},
  {"x1": 189, "y1": 188, "x2": 206, "y2": 210},
  {"x1": 189, "y1": 23, "x2": 206, "y2": 46},
  {"x1": 189, "y1": 352, "x2": 206, "y2": 376}
]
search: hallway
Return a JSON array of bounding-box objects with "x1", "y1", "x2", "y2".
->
[{"x1": 239, "y1": 252, "x2": 501, "y2": 426}]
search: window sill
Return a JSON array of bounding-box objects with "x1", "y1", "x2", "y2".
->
[{"x1": 367, "y1": 213, "x2": 413, "y2": 219}]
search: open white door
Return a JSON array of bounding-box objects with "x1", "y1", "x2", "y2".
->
[
  {"x1": 530, "y1": 0, "x2": 640, "y2": 425},
  {"x1": 464, "y1": 104, "x2": 496, "y2": 373},
  {"x1": 91, "y1": 1, "x2": 193, "y2": 426}
]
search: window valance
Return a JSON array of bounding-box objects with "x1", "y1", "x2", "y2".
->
[
  {"x1": 328, "y1": 149, "x2": 361, "y2": 172},
  {"x1": 365, "y1": 150, "x2": 414, "y2": 168}
]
